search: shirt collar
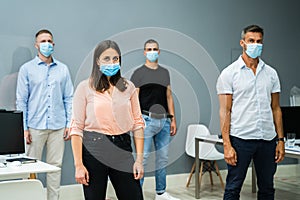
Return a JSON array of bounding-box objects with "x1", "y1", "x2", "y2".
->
[
  {"x1": 237, "y1": 55, "x2": 265, "y2": 70},
  {"x1": 35, "y1": 55, "x2": 57, "y2": 67}
]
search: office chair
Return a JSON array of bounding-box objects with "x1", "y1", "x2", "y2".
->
[
  {"x1": 0, "y1": 179, "x2": 45, "y2": 199},
  {"x1": 290, "y1": 86, "x2": 300, "y2": 106},
  {"x1": 185, "y1": 124, "x2": 224, "y2": 189}
]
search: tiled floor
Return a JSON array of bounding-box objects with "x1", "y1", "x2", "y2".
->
[
  {"x1": 141, "y1": 176, "x2": 300, "y2": 200},
  {"x1": 60, "y1": 164, "x2": 300, "y2": 200}
]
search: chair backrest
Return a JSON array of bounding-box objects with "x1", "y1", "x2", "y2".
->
[
  {"x1": 0, "y1": 179, "x2": 45, "y2": 200},
  {"x1": 185, "y1": 124, "x2": 220, "y2": 159},
  {"x1": 290, "y1": 86, "x2": 300, "y2": 106}
]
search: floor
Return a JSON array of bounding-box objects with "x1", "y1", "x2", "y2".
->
[{"x1": 59, "y1": 164, "x2": 300, "y2": 200}]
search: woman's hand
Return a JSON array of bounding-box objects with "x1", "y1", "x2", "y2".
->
[
  {"x1": 75, "y1": 164, "x2": 89, "y2": 186},
  {"x1": 133, "y1": 161, "x2": 144, "y2": 180}
]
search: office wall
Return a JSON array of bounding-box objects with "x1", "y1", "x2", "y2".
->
[{"x1": 0, "y1": 0, "x2": 299, "y2": 185}]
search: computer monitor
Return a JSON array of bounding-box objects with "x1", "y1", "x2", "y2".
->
[
  {"x1": 0, "y1": 110, "x2": 25, "y2": 155},
  {"x1": 280, "y1": 106, "x2": 300, "y2": 139}
]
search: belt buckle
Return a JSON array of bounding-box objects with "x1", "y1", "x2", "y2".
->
[
  {"x1": 150, "y1": 112, "x2": 158, "y2": 118},
  {"x1": 150, "y1": 112, "x2": 165, "y2": 119},
  {"x1": 149, "y1": 112, "x2": 153, "y2": 118},
  {"x1": 145, "y1": 111, "x2": 167, "y2": 119}
]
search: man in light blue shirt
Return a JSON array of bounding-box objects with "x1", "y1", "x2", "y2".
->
[
  {"x1": 217, "y1": 25, "x2": 285, "y2": 200},
  {"x1": 16, "y1": 29, "x2": 73, "y2": 200}
]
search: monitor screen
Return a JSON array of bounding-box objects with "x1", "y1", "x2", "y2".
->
[
  {"x1": 0, "y1": 110, "x2": 25, "y2": 155},
  {"x1": 280, "y1": 106, "x2": 300, "y2": 139}
]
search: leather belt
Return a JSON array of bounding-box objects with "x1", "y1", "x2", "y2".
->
[{"x1": 142, "y1": 110, "x2": 173, "y2": 119}]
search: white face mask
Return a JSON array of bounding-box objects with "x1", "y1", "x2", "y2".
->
[
  {"x1": 146, "y1": 51, "x2": 159, "y2": 62},
  {"x1": 244, "y1": 42, "x2": 263, "y2": 58},
  {"x1": 99, "y1": 63, "x2": 120, "y2": 76},
  {"x1": 39, "y1": 42, "x2": 54, "y2": 57}
]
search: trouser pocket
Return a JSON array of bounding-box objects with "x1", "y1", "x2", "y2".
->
[{"x1": 83, "y1": 131, "x2": 134, "y2": 172}]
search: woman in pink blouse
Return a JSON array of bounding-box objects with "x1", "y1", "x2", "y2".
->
[{"x1": 70, "y1": 40, "x2": 144, "y2": 200}]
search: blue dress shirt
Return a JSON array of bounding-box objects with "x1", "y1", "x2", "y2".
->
[
  {"x1": 216, "y1": 56, "x2": 281, "y2": 141},
  {"x1": 16, "y1": 56, "x2": 73, "y2": 130}
]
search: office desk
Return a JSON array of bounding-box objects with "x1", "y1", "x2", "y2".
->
[
  {"x1": 0, "y1": 160, "x2": 60, "y2": 180},
  {"x1": 285, "y1": 148, "x2": 300, "y2": 159},
  {"x1": 195, "y1": 136, "x2": 300, "y2": 199}
]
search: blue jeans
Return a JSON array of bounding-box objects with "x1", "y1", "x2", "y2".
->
[
  {"x1": 140, "y1": 115, "x2": 171, "y2": 194},
  {"x1": 224, "y1": 136, "x2": 277, "y2": 200}
]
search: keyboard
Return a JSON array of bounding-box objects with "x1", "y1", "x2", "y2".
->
[{"x1": 6, "y1": 157, "x2": 37, "y2": 164}]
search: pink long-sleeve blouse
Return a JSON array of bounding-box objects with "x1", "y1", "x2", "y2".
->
[{"x1": 70, "y1": 79, "x2": 144, "y2": 137}]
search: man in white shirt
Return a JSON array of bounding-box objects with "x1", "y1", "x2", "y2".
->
[{"x1": 217, "y1": 24, "x2": 285, "y2": 200}]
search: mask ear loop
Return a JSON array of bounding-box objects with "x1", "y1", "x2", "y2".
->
[{"x1": 241, "y1": 40, "x2": 249, "y2": 53}]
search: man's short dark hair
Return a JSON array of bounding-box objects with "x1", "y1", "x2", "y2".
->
[
  {"x1": 241, "y1": 25, "x2": 264, "y2": 39},
  {"x1": 35, "y1": 29, "x2": 53, "y2": 38},
  {"x1": 144, "y1": 39, "x2": 159, "y2": 49}
]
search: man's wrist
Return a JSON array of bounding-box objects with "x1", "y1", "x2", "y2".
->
[
  {"x1": 277, "y1": 137, "x2": 285, "y2": 142},
  {"x1": 170, "y1": 115, "x2": 175, "y2": 121}
]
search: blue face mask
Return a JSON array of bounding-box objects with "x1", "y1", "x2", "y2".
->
[
  {"x1": 39, "y1": 42, "x2": 54, "y2": 57},
  {"x1": 100, "y1": 63, "x2": 120, "y2": 76},
  {"x1": 245, "y1": 43, "x2": 263, "y2": 58},
  {"x1": 146, "y1": 51, "x2": 159, "y2": 62}
]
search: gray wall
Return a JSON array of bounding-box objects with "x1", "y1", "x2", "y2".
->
[{"x1": 1, "y1": 0, "x2": 299, "y2": 185}]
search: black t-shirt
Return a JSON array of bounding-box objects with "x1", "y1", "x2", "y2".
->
[{"x1": 130, "y1": 65, "x2": 170, "y2": 114}]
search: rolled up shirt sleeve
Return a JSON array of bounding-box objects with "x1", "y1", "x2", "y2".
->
[
  {"x1": 131, "y1": 87, "x2": 145, "y2": 131},
  {"x1": 69, "y1": 81, "x2": 86, "y2": 137}
]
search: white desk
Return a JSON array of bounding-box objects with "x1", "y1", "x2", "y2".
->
[
  {"x1": 194, "y1": 136, "x2": 300, "y2": 199},
  {"x1": 285, "y1": 147, "x2": 300, "y2": 159},
  {"x1": 0, "y1": 159, "x2": 60, "y2": 180}
]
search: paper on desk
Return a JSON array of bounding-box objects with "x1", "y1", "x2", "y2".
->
[{"x1": 285, "y1": 146, "x2": 300, "y2": 152}]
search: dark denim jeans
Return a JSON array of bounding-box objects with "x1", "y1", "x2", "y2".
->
[{"x1": 224, "y1": 136, "x2": 277, "y2": 200}]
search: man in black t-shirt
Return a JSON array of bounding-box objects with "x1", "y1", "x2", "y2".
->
[{"x1": 131, "y1": 39, "x2": 179, "y2": 200}]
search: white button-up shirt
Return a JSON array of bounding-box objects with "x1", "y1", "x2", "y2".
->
[{"x1": 216, "y1": 56, "x2": 281, "y2": 140}]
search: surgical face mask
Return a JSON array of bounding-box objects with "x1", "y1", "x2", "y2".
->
[
  {"x1": 100, "y1": 63, "x2": 120, "y2": 76},
  {"x1": 39, "y1": 42, "x2": 54, "y2": 57},
  {"x1": 244, "y1": 42, "x2": 263, "y2": 58},
  {"x1": 146, "y1": 51, "x2": 159, "y2": 62}
]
